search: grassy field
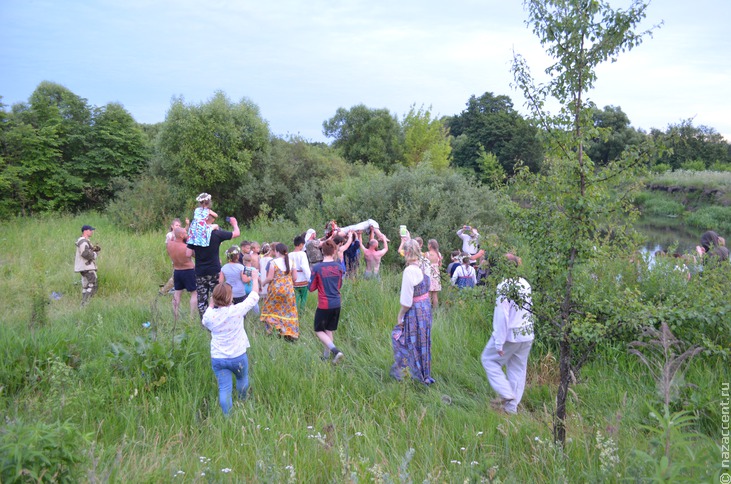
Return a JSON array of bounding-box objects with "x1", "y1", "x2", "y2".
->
[
  {"x1": 0, "y1": 214, "x2": 725, "y2": 482},
  {"x1": 648, "y1": 170, "x2": 731, "y2": 193}
]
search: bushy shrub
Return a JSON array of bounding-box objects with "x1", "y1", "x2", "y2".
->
[
  {"x1": 106, "y1": 175, "x2": 186, "y2": 233},
  {"x1": 0, "y1": 419, "x2": 87, "y2": 483},
  {"x1": 232, "y1": 138, "x2": 354, "y2": 222},
  {"x1": 315, "y1": 164, "x2": 509, "y2": 262},
  {"x1": 708, "y1": 161, "x2": 731, "y2": 172},
  {"x1": 650, "y1": 163, "x2": 671, "y2": 174},
  {"x1": 679, "y1": 160, "x2": 706, "y2": 172},
  {"x1": 638, "y1": 195, "x2": 684, "y2": 217},
  {"x1": 685, "y1": 205, "x2": 731, "y2": 234}
]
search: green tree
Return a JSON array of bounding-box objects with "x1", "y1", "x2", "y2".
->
[
  {"x1": 234, "y1": 136, "x2": 353, "y2": 222},
  {"x1": 155, "y1": 91, "x2": 270, "y2": 214},
  {"x1": 476, "y1": 146, "x2": 506, "y2": 188},
  {"x1": 1, "y1": 82, "x2": 95, "y2": 214},
  {"x1": 2, "y1": 84, "x2": 87, "y2": 214},
  {"x1": 651, "y1": 119, "x2": 731, "y2": 170},
  {"x1": 322, "y1": 104, "x2": 403, "y2": 171},
  {"x1": 586, "y1": 104, "x2": 645, "y2": 165},
  {"x1": 401, "y1": 105, "x2": 451, "y2": 169},
  {"x1": 445, "y1": 92, "x2": 543, "y2": 175},
  {"x1": 510, "y1": 0, "x2": 659, "y2": 445},
  {"x1": 75, "y1": 103, "x2": 150, "y2": 207}
]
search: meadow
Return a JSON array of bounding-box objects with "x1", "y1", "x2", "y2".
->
[{"x1": 0, "y1": 214, "x2": 726, "y2": 482}]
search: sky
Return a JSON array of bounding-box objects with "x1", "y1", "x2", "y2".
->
[{"x1": 1, "y1": 0, "x2": 730, "y2": 143}]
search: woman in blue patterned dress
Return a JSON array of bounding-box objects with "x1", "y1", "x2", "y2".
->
[{"x1": 391, "y1": 239, "x2": 435, "y2": 385}]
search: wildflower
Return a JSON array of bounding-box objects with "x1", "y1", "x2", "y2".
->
[
  {"x1": 201, "y1": 472, "x2": 205, "y2": 476},
  {"x1": 470, "y1": 461, "x2": 479, "y2": 466},
  {"x1": 264, "y1": 427, "x2": 270, "y2": 431},
  {"x1": 355, "y1": 432, "x2": 364, "y2": 437},
  {"x1": 450, "y1": 460, "x2": 461, "y2": 465},
  {"x1": 307, "y1": 425, "x2": 313, "y2": 430},
  {"x1": 476, "y1": 431, "x2": 484, "y2": 436},
  {"x1": 460, "y1": 447, "x2": 466, "y2": 451},
  {"x1": 595, "y1": 430, "x2": 620, "y2": 475},
  {"x1": 221, "y1": 468, "x2": 232, "y2": 473}
]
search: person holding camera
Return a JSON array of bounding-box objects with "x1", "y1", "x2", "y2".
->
[
  {"x1": 456, "y1": 225, "x2": 485, "y2": 263},
  {"x1": 75, "y1": 224, "x2": 101, "y2": 307}
]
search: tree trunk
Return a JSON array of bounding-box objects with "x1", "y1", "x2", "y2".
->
[{"x1": 554, "y1": 335, "x2": 571, "y2": 445}]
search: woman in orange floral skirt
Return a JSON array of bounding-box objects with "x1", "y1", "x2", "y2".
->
[{"x1": 260, "y1": 243, "x2": 299, "y2": 340}]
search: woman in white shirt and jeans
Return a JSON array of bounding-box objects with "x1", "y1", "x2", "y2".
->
[{"x1": 202, "y1": 275, "x2": 260, "y2": 415}]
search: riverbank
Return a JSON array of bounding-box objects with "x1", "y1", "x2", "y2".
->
[{"x1": 635, "y1": 170, "x2": 731, "y2": 250}]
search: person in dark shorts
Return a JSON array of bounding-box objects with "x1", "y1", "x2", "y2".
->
[
  {"x1": 309, "y1": 240, "x2": 346, "y2": 364},
  {"x1": 167, "y1": 227, "x2": 198, "y2": 320}
]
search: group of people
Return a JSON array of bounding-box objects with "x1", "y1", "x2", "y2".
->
[
  {"x1": 72, "y1": 194, "x2": 543, "y2": 416},
  {"x1": 74, "y1": 203, "x2": 534, "y2": 416}
]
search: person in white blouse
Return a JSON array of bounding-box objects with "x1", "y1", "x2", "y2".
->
[
  {"x1": 391, "y1": 239, "x2": 435, "y2": 385},
  {"x1": 201, "y1": 274, "x2": 260, "y2": 415},
  {"x1": 451, "y1": 255, "x2": 477, "y2": 288},
  {"x1": 289, "y1": 234, "x2": 312, "y2": 314},
  {"x1": 480, "y1": 255, "x2": 534, "y2": 414}
]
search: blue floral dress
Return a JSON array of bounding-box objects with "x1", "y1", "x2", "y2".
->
[
  {"x1": 187, "y1": 207, "x2": 213, "y2": 247},
  {"x1": 391, "y1": 272, "x2": 435, "y2": 385}
]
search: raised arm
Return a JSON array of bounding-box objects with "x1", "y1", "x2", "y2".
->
[{"x1": 229, "y1": 217, "x2": 240, "y2": 239}]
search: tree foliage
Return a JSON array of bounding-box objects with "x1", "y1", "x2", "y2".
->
[
  {"x1": 586, "y1": 104, "x2": 645, "y2": 165},
  {"x1": 650, "y1": 119, "x2": 731, "y2": 170},
  {"x1": 155, "y1": 91, "x2": 270, "y2": 215},
  {"x1": 322, "y1": 104, "x2": 403, "y2": 171},
  {"x1": 234, "y1": 136, "x2": 354, "y2": 222},
  {"x1": 445, "y1": 92, "x2": 543, "y2": 175},
  {"x1": 401, "y1": 104, "x2": 451, "y2": 170},
  {"x1": 0, "y1": 82, "x2": 150, "y2": 216},
  {"x1": 319, "y1": 164, "x2": 507, "y2": 266},
  {"x1": 510, "y1": 0, "x2": 659, "y2": 445},
  {"x1": 76, "y1": 103, "x2": 149, "y2": 207}
]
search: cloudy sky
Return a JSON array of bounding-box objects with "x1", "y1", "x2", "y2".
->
[{"x1": 2, "y1": 0, "x2": 729, "y2": 142}]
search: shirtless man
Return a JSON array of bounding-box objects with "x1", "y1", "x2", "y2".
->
[
  {"x1": 167, "y1": 227, "x2": 198, "y2": 320},
  {"x1": 363, "y1": 234, "x2": 389, "y2": 279}
]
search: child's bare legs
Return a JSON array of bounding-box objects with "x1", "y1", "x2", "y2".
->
[
  {"x1": 316, "y1": 330, "x2": 343, "y2": 363},
  {"x1": 189, "y1": 292, "x2": 198, "y2": 319},
  {"x1": 430, "y1": 291, "x2": 439, "y2": 308},
  {"x1": 374, "y1": 227, "x2": 390, "y2": 242}
]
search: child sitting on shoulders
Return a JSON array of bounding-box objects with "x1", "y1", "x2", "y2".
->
[{"x1": 188, "y1": 193, "x2": 220, "y2": 247}]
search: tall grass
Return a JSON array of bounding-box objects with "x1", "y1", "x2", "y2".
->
[
  {"x1": 649, "y1": 169, "x2": 731, "y2": 192},
  {"x1": 0, "y1": 215, "x2": 724, "y2": 482}
]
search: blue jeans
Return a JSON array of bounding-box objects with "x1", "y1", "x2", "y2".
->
[{"x1": 211, "y1": 353, "x2": 249, "y2": 415}]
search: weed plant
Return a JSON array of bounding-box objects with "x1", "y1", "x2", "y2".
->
[{"x1": 0, "y1": 215, "x2": 726, "y2": 482}]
